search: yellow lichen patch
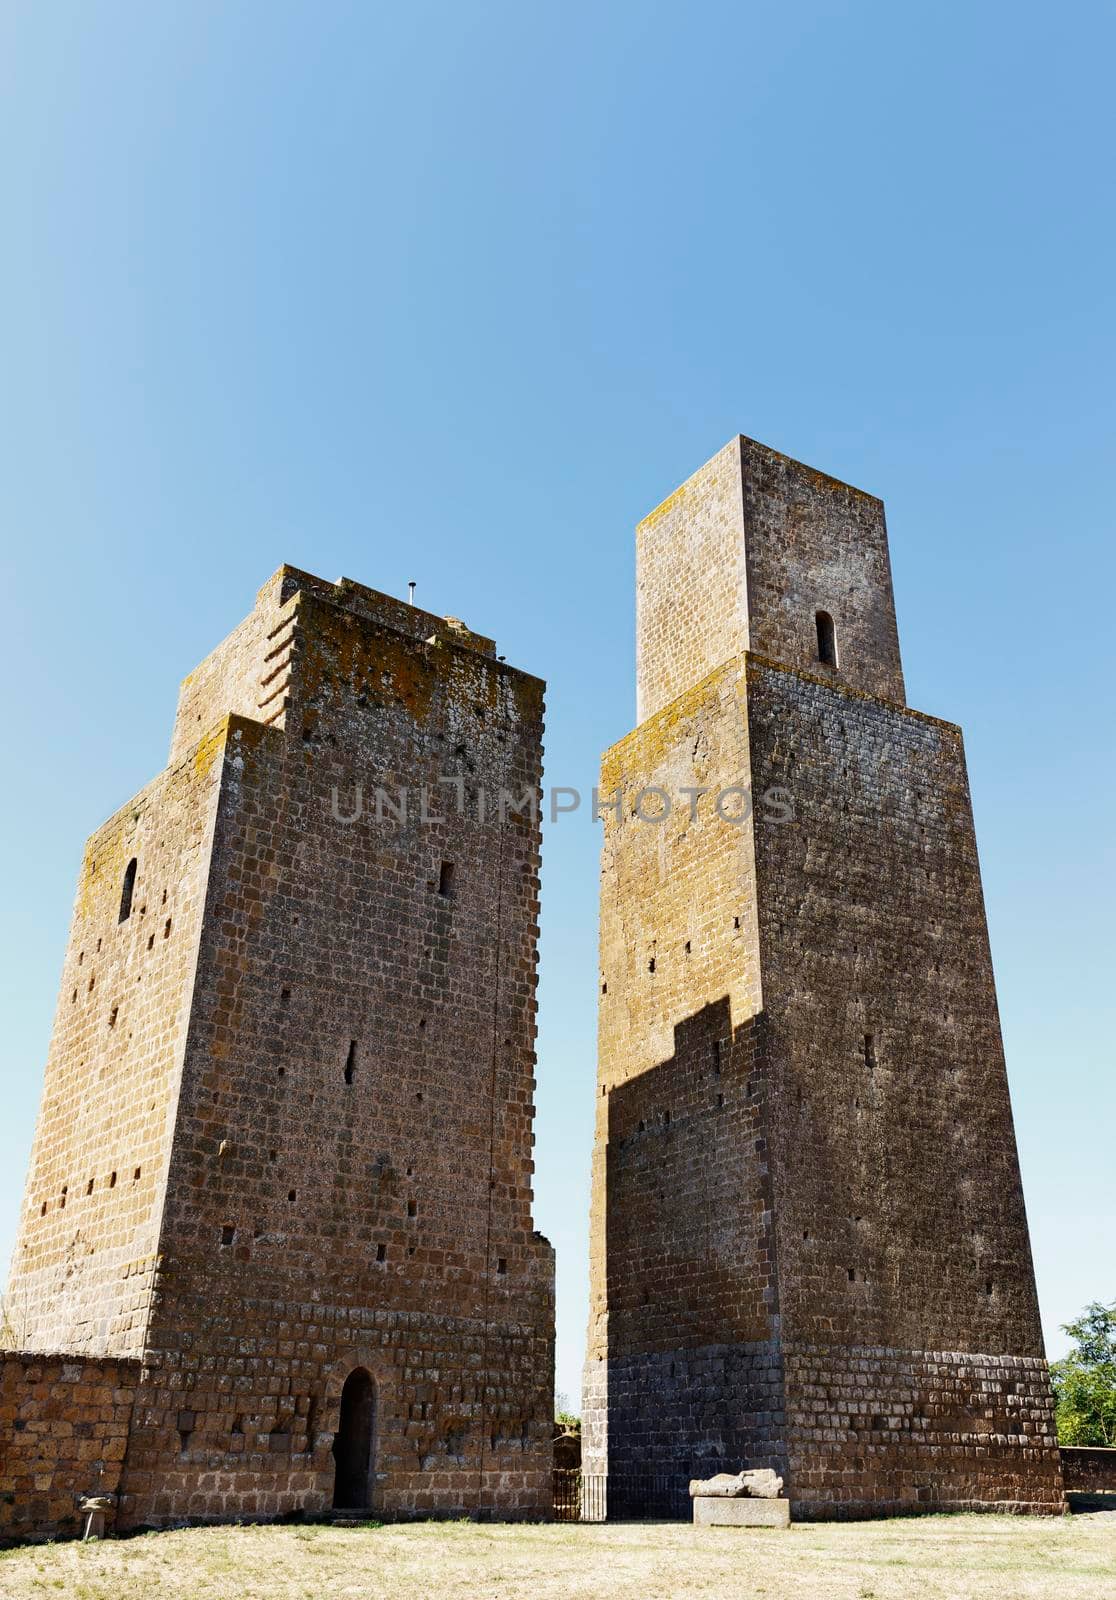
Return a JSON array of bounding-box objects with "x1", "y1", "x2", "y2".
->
[
  {"x1": 636, "y1": 440, "x2": 740, "y2": 533},
  {"x1": 600, "y1": 657, "x2": 744, "y2": 792},
  {"x1": 636, "y1": 477, "x2": 695, "y2": 534},
  {"x1": 316, "y1": 600, "x2": 443, "y2": 724},
  {"x1": 193, "y1": 719, "x2": 232, "y2": 782}
]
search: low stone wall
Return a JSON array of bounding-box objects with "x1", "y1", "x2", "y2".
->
[
  {"x1": 0, "y1": 1352, "x2": 140, "y2": 1545},
  {"x1": 1061, "y1": 1446, "x2": 1116, "y2": 1493}
]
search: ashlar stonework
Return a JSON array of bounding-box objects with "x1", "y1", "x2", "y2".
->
[
  {"x1": 3, "y1": 567, "x2": 554, "y2": 1540},
  {"x1": 582, "y1": 436, "x2": 1065, "y2": 1519}
]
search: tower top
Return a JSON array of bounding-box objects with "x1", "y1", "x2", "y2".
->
[{"x1": 635, "y1": 436, "x2": 905, "y2": 721}]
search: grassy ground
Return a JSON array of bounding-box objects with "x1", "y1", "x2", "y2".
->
[{"x1": 1, "y1": 1508, "x2": 1113, "y2": 1600}]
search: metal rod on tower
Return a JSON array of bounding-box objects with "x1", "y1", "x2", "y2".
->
[{"x1": 407, "y1": 581, "x2": 416, "y2": 605}]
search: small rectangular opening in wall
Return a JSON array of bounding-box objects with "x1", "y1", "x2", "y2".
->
[
  {"x1": 376, "y1": 1242, "x2": 386, "y2": 1262},
  {"x1": 496, "y1": 1258, "x2": 507, "y2": 1275},
  {"x1": 438, "y1": 860, "x2": 455, "y2": 897},
  {"x1": 133, "y1": 1166, "x2": 141, "y2": 1182},
  {"x1": 221, "y1": 1225, "x2": 235, "y2": 1246},
  {"x1": 177, "y1": 1411, "x2": 195, "y2": 1455},
  {"x1": 863, "y1": 1033, "x2": 877, "y2": 1069},
  {"x1": 407, "y1": 1198, "x2": 417, "y2": 1217},
  {"x1": 344, "y1": 1039, "x2": 357, "y2": 1085},
  {"x1": 86, "y1": 1179, "x2": 94, "y2": 1196}
]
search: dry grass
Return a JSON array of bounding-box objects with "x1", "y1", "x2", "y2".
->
[{"x1": 1, "y1": 1509, "x2": 1114, "y2": 1600}]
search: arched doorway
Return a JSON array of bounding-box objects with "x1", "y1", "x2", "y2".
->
[{"x1": 332, "y1": 1368, "x2": 376, "y2": 1509}]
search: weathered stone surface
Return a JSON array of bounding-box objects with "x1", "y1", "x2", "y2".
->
[
  {"x1": 583, "y1": 436, "x2": 1065, "y2": 1520},
  {"x1": 1060, "y1": 1447, "x2": 1116, "y2": 1493},
  {"x1": 0, "y1": 1353, "x2": 138, "y2": 1545},
  {"x1": 689, "y1": 1470, "x2": 783, "y2": 1499},
  {"x1": 3, "y1": 567, "x2": 554, "y2": 1540},
  {"x1": 693, "y1": 1495, "x2": 791, "y2": 1527}
]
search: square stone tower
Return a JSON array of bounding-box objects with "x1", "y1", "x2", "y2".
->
[
  {"x1": 6, "y1": 567, "x2": 554, "y2": 1527},
  {"x1": 582, "y1": 437, "x2": 1063, "y2": 1518}
]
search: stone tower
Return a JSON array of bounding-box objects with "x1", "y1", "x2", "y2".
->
[
  {"x1": 5, "y1": 567, "x2": 553, "y2": 1529},
  {"x1": 582, "y1": 437, "x2": 1063, "y2": 1518}
]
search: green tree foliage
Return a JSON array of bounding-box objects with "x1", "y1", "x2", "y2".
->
[
  {"x1": 554, "y1": 1390, "x2": 581, "y2": 1432},
  {"x1": 1051, "y1": 1299, "x2": 1116, "y2": 1446}
]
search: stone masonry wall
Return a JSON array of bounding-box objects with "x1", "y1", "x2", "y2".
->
[
  {"x1": 0, "y1": 1353, "x2": 139, "y2": 1545},
  {"x1": 5, "y1": 566, "x2": 553, "y2": 1537},
  {"x1": 746, "y1": 655, "x2": 1047, "y2": 1358},
  {"x1": 635, "y1": 442, "x2": 748, "y2": 725},
  {"x1": 584, "y1": 658, "x2": 779, "y2": 1481},
  {"x1": 783, "y1": 1344, "x2": 1062, "y2": 1517},
  {"x1": 738, "y1": 438, "x2": 904, "y2": 706},
  {"x1": 169, "y1": 579, "x2": 296, "y2": 763},
  {"x1": 168, "y1": 566, "x2": 496, "y2": 768},
  {"x1": 6, "y1": 731, "x2": 225, "y2": 1356},
  {"x1": 1061, "y1": 1447, "x2": 1116, "y2": 1492},
  {"x1": 745, "y1": 653, "x2": 1062, "y2": 1513},
  {"x1": 118, "y1": 585, "x2": 553, "y2": 1526},
  {"x1": 590, "y1": 436, "x2": 1062, "y2": 1518},
  {"x1": 635, "y1": 438, "x2": 904, "y2": 723}
]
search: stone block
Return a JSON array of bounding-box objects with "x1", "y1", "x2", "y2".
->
[{"x1": 693, "y1": 1495, "x2": 790, "y2": 1528}]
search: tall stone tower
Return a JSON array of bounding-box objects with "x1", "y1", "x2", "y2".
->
[
  {"x1": 6, "y1": 567, "x2": 553, "y2": 1527},
  {"x1": 582, "y1": 437, "x2": 1063, "y2": 1518}
]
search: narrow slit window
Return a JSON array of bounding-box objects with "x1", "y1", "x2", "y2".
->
[
  {"x1": 816, "y1": 610, "x2": 838, "y2": 667},
  {"x1": 344, "y1": 1040, "x2": 357, "y2": 1085},
  {"x1": 438, "y1": 860, "x2": 455, "y2": 897},
  {"x1": 119, "y1": 858, "x2": 137, "y2": 923}
]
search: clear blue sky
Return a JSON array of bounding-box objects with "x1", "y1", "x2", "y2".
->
[{"x1": 1, "y1": 2, "x2": 1112, "y2": 1409}]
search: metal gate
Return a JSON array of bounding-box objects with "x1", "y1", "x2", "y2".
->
[{"x1": 553, "y1": 1471, "x2": 689, "y2": 1523}]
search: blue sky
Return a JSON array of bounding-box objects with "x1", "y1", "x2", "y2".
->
[{"x1": 1, "y1": 2, "x2": 1112, "y2": 1408}]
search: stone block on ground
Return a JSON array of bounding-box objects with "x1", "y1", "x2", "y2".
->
[{"x1": 693, "y1": 1495, "x2": 790, "y2": 1527}]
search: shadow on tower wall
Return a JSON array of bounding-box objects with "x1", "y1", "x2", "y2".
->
[{"x1": 595, "y1": 998, "x2": 789, "y2": 1512}]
